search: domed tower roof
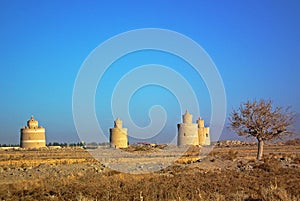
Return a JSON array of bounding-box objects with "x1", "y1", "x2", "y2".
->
[
  {"x1": 27, "y1": 116, "x2": 38, "y2": 129},
  {"x1": 114, "y1": 118, "x2": 123, "y2": 128},
  {"x1": 183, "y1": 110, "x2": 193, "y2": 124}
]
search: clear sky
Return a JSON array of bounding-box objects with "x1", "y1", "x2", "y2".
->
[{"x1": 0, "y1": 0, "x2": 299, "y2": 144}]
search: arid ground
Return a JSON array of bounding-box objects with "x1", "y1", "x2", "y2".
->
[{"x1": 0, "y1": 140, "x2": 300, "y2": 201}]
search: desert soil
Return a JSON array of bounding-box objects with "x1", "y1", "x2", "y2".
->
[{"x1": 0, "y1": 143, "x2": 299, "y2": 201}]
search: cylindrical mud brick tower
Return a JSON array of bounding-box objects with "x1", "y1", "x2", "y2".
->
[
  {"x1": 110, "y1": 118, "x2": 128, "y2": 148},
  {"x1": 177, "y1": 110, "x2": 199, "y2": 146},
  {"x1": 20, "y1": 116, "x2": 46, "y2": 148},
  {"x1": 197, "y1": 118, "x2": 211, "y2": 146}
]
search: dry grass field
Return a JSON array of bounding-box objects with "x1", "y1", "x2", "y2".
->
[{"x1": 0, "y1": 141, "x2": 300, "y2": 201}]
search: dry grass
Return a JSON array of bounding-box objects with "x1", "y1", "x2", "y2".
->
[
  {"x1": 0, "y1": 145, "x2": 300, "y2": 200},
  {"x1": 1, "y1": 167, "x2": 299, "y2": 201}
]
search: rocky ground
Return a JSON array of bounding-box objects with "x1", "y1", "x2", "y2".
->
[{"x1": 0, "y1": 141, "x2": 299, "y2": 200}]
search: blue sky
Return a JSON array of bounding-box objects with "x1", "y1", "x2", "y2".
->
[{"x1": 0, "y1": 0, "x2": 299, "y2": 144}]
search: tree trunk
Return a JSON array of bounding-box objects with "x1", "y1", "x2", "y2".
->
[{"x1": 257, "y1": 139, "x2": 264, "y2": 160}]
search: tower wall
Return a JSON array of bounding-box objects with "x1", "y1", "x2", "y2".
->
[
  {"x1": 110, "y1": 128, "x2": 128, "y2": 148},
  {"x1": 198, "y1": 127, "x2": 205, "y2": 145},
  {"x1": 20, "y1": 127, "x2": 46, "y2": 148},
  {"x1": 177, "y1": 123, "x2": 198, "y2": 146},
  {"x1": 198, "y1": 126, "x2": 211, "y2": 146},
  {"x1": 197, "y1": 119, "x2": 204, "y2": 128},
  {"x1": 197, "y1": 118, "x2": 211, "y2": 146},
  {"x1": 204, "y1": 127, "x2": 210, "y2": 146}
]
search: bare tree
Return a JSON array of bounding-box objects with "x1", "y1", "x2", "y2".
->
[{"x1": 229, "y1": 99, "x2": 295, "y2": 160}]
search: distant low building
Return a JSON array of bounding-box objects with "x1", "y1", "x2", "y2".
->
[
  {"x1": 177, "y1": 110, "x2": 210, "y2": 146},
  {"x1": 136, "y1": 142, "x2": 157, "y2": 147},
  {"x1": 20, "y1": 116, "x2": 46, "y2": 148}
]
